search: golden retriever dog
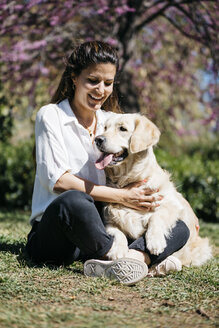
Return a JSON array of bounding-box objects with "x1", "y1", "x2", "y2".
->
[{"x1": 95, "y1": 113, "x2": 212, "y2": 267}]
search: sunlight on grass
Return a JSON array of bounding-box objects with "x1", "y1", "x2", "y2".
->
[{"x1": 0, "y1": 211, "x2": 218, "y2": 328}]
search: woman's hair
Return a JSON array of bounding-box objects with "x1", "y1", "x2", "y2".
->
[{"x1": 51, "y1": 41, "x2": 121, "y2": 112}]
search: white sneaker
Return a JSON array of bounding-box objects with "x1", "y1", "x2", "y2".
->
[
  {"x1": 84, "y1": 258, "x2": 148, "y2": 285},
  {"x1": 148, "y1": 256, "x2": 182, "y2": 277}
]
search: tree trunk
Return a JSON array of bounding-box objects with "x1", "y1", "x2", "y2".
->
[{"x1": 117, "y1": 70, "x2": 141, "y2": 113}]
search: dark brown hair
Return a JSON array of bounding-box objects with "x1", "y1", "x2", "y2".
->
[{"x1": 51, "y1": 41, "x2": 121, "y2": 113}]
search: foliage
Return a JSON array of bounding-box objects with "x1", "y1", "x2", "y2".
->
[
  {"x1": 0, "y1": 0, "x2": 218, "y2": 140},
  {"x1": 0, "y1": 140, "x2": 35, "y2": 209},
  {"x1": 0, "y1": 210, "x2": 218, "y2": 328},
  {"x1": 0, "y1": 136, "x2": 218, "y2": 223},
  {"x1": 0, "y1": 81, "x2": 13, "y2": 142},
  {"x1": 1, "y1": 0, "x2": 218, "y2": 74},
  {"x1": 155, "y1": 140, "x2": 219, "y2": 222},
  {"x1": 131, "y1": 21, "x2": 218, "y2": 142}
]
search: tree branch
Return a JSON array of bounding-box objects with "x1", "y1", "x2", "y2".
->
[
  {"x1": 174, "y1": 3, "x2": 215, "y2": 30},
  {"x1": 117, "y1": 0, "x2": 144, "y2": 40},
  {"x1": 161, "y1": 13, "x2": 202, "y2": 42},
  {"x1": 134, "y1": 2, "x2": 172, "y2": 33},
  {"x1": 199, "y1": 1, "x2": 217, "y2": 27},
  {"x1": 177, "y1": 0, "x2": 216, "y2": 4}
]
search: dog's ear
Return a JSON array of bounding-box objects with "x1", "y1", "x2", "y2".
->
[{"x1": 130, "y1": 116, "x2": 160, "y2": 153}]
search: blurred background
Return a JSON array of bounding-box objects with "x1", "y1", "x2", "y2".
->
[{"x1": 0, "y1": 0, "x2": 218, "y2": 222}]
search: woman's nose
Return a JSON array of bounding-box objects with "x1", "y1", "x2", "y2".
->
[{"x1": 96, "y1": 81, "x2": 104, "y2": 94}]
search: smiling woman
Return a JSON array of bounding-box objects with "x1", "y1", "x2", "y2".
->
[
  {"x1": 72, "y1": 63, "x2": 116, "y2": 111},
  {"x1": 71, "y1": 63, "x2": 116, "y2": 142},
  {"x1": 26, "y1": 41, "x2": 190, "y2": 285}
]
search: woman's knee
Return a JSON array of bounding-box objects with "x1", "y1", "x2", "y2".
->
[{"x1": 174, "y1": 220, "x2": 190, "y2": 246}]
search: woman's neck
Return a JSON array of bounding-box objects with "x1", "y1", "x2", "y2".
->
[{"x1": 71, "y1": 100, "x2": 95, "y2": 127}]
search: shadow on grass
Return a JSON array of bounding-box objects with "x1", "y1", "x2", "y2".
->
[
  {"x1": 0, "y1": 240, "x2": 25, "y2": 255},
  {"x1": 0, "y1": 239, "x2": 37, "y2": 267},
  {"x1": 0, "y1": 239, "x2": 82, "y2": 273},
  {"x1": 0, "y1": 239, "x2": 32, "y2": 268}
]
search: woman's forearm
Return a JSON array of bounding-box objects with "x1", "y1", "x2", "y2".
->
[
  {"x1": 54, "y1": 172, "x2": 160, "y2": 211},
  {"x1": 54, "y1": 172, "x2": 124, "y2": 203}
]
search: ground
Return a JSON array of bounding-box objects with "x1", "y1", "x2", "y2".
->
[{"x1": 0, "y1": 211, "x2": 218, "y2": 328}]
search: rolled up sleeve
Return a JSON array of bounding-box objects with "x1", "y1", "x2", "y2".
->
[{"x1": 36, "y1": 108, "x2": 71, "y2": 193}]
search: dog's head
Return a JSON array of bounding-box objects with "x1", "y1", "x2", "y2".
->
[{"x1": 95, "y1": 113, "x2": 160, "y2": 170}]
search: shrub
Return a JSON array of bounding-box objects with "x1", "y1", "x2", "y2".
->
[
  {"x1": 0, "y1": 81, "x2": 13, "y2": 143},
  {"x1": 0, "y1": 139, "x2": 218, "y2": 222},
  {"x1": 0, "y1": 140, "x2": 35, "y2": 210},
  {"x1": 155, "y1": 143, "x2": 219, "y2": 223}
]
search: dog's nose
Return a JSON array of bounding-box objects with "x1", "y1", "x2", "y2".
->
[{"x1": 95, "y1": 135, "x2": 106, "y2": 148}]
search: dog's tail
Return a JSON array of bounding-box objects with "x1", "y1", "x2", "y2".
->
[{"x1": 174, "y1": 236, "x2": 212, "y2": 267}]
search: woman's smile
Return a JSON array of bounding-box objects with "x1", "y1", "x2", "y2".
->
[
  {"x1": 88, "y1": 94, "x2": 104, "y2": 101},
  {"x1": 72, "y1": 63, "x2": 116, "y2": 115}
]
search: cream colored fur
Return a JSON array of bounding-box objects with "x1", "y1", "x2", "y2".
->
[{"x1": 100, "y1": 113, "x2": 212, "y2": 266}]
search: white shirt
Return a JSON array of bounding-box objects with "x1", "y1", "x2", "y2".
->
[{"x1": 30, "y1": 99, "x2": 115, "y2": 225}]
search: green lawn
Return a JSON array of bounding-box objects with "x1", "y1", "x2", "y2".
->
[{"x1": 0, "y1": 210, "x2": 218, "y2": 328}]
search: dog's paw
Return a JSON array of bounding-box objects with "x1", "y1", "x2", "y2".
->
[
  {"x1": 106, "y1": 243, "x2": 129, "y2": 260},
  {"x1": 146, "y1": 232, "x2": 167, "y2": 255}
]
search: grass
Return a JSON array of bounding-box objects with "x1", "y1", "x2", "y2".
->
[{"x1": 0, "y1": 210, "x2": 218, "y2": 328}]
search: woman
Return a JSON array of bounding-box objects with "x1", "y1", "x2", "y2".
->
[{"x1": 26, "y1": 41, "x2": 190, "y2": 285}]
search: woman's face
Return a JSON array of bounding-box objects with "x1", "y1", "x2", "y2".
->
[{"x1": 72, "y1": 63, "x2": 116, "y2": 114}]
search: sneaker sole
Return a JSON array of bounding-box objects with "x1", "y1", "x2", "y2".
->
[{"x1": 84, "y1": 258, "x2": 148, "y2": 285}]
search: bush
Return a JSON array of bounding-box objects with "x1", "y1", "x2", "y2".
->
[
  {"x1": 155, "y1": 143, "x2": 219, "y2": 223},
  {"x1": 0, "y1": 140, "x2": 35, "y2": 210},
  {"x1": 0, "y1": 139, "x2": 218, "y2": 222},
  {"x1": 0, "y1": 81, "x2": 13, "y2": 143}
]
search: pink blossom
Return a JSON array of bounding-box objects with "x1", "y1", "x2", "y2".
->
[
  {"x1": 50, "y1": 16, "x2": 59, "y2": 26},
  {"x1": 0, "y1": 0, "x2": 217, "y2": 137},
  {"x1": 14, "y1": 5, "x2": 23, "y2": 11},
  {"x1": 115, "y1": 5, "x2": 135, "y2": 15},
  {"x1": 27, "y1": 0, "x2": 44, "y2": 9},
  {"x1": 40, "y1": 66, "x2": 49, "y2": 75},
  {"x1": 177, "y1": 128, "x2": 186, "y2": 136},
  {"x1": 97, "y1": 6, "x2": 109, "y2": 14},
  {"x1": 31, "y1": 40, "x2": 47, "y2": 50},
  {"x1": 7, "y1": 52, "x2": 31, "y2": 62},
  {"x1": 105, "y1": 37, "x2": 118, "y2": 46}
]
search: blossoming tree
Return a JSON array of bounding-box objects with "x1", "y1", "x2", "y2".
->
[{"x1": 0, "y1": 0, "x2": 218, "y2": 139}]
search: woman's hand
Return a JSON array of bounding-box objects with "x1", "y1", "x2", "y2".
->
[
  {"x1": 118, "y1": 181, "x2": 163, "y2": 211},
  {"x1": 54, "y1": 173, "x2": 163, "y2": 211}
]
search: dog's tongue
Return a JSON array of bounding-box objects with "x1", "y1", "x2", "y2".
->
[{"x1": 95, "y1": 153, "x2": 113, "y2": 170}]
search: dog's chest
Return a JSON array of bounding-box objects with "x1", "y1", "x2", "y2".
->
[{"x1": 105, "y1": 204, "x2": 151, "y2": 239}]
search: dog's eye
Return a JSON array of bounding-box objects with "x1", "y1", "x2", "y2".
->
[{"x1": 119, "y1": 126, "x2": 127, "y2": 132}]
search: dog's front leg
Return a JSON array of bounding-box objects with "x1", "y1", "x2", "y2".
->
[
  {"x1": 146, "y1": 205, "x2": 181, "y2": 255},
  {"x1": 105, "y1": 226, "x2": 129, "y2": 260}
]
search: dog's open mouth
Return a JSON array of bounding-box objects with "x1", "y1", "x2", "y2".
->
[{"x1": 95, "y1": 149, "x2": 128, "y2": 170}]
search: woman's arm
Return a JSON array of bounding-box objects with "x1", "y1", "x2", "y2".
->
[{"x1": 54, "y1": 172, "x2": 161, "y2": 211}]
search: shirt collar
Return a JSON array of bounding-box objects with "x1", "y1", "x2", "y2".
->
[
  {"x1": 58, "y1": 99, "x2": 77, "y2": 125},
  {"x1": 58, "y1": 98, "x2": 107, "y2": 127}
]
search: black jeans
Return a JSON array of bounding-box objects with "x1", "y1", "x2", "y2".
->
[{"x1": 26, "y1": 190, "x2": 190, "y2": 267}]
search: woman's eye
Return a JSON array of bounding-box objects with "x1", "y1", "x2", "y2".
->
[
  {"x1": 88, "y1": 79, "x2": 98, "y2": 84},
  {"x1": 88, "y1": 79, "x2": 112, "y2": 86},
  {"x1": 105, "y1": 82, "x2": 113, "y2": 87},
  {"x1": 119, "y1": 126, "x2": 127, "y2": 132}
]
